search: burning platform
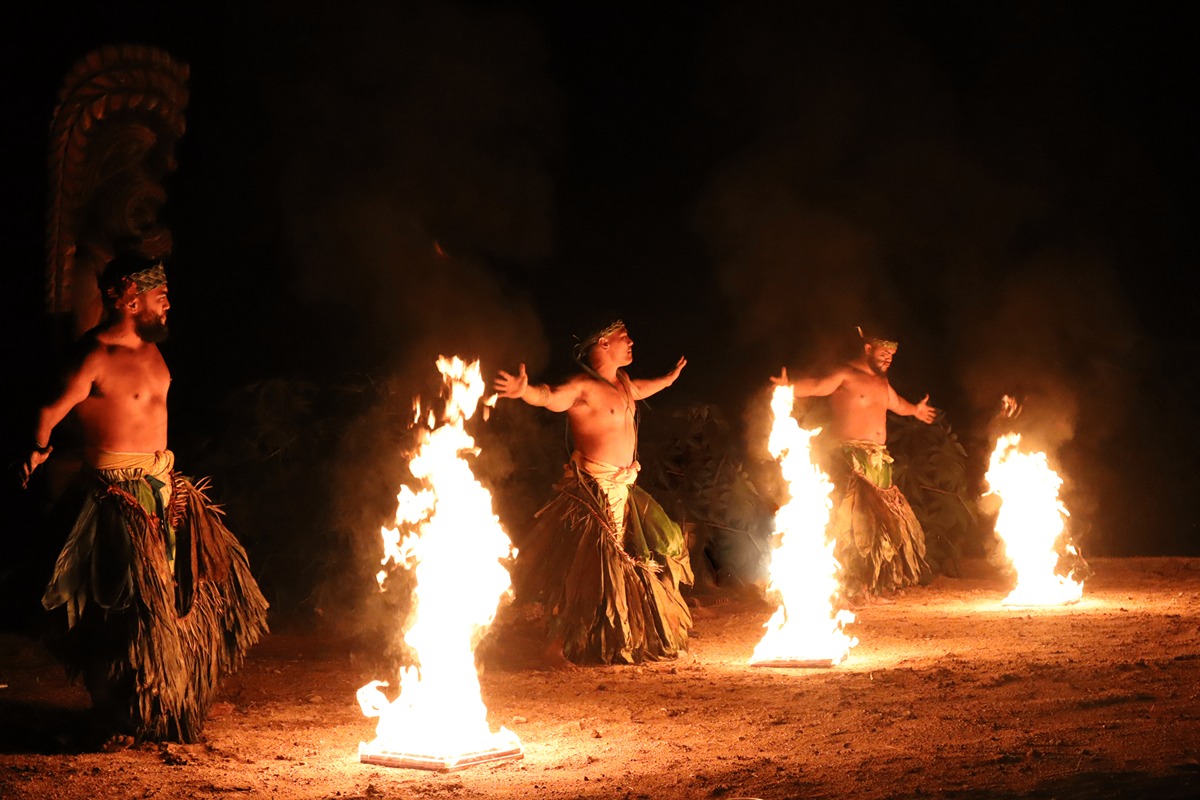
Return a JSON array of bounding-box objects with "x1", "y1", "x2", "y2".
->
[
  {"x1": 356, "y1": 357, "x2": 522, "y2": 772},
  {"x1": 359, "y1": 740, "x2": 523, "y2": 772}
]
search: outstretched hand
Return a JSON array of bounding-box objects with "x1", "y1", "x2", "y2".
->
[
  {"x1": 494, "y1": 363, "x2": 529, "y2": 399},
  {"x1": 20, "y1": 446, "x2": 53, "y2": 489},
  {"x1": 914, "y1": 394, "x2": 938, "y2": 424},
  {"x1": 667, "y1": 356, "x2": 687, "y2": 383},
  {"x1": 770, "y1": 367, "x2": 790, "y2": 387}
]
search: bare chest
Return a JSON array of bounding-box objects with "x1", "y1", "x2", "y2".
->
[
  {"x1": 92, "y1": 347, "x2": 171, "y2": 404},
  {"x1": 576, "y1": 378, "x2": 635, "y2": 424},
  {"x1": 835, "y1": 372, "x2": 889, "y2": 408}
]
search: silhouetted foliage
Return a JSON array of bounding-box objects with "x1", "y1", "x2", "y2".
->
[
  {"x1": 639, "y1": 403, "x2": 774, "y2": 592},
  {"x1": 887, "y1": 413, "x2": 980, "y2": 577}
]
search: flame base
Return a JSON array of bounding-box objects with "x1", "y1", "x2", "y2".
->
[
  {"x1": 749, "y1": 657, "x2": 837, "y2": 669},
  {"x1": 1001, "y1": 584, "x2": 1083, "y2": 608},
  {"x1": 359, "y1": 740, "x2": 523, "y2": 772}
]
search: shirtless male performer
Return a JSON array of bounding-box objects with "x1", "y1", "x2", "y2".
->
[
  {"x1": 773, "y1": 329, "x2": 937, "y2": 601},
  {"x1": 21, "y1": 252, "x2": 268, "y2": 744},
  {"x1": 494, "y1": 320, "x2": 693, "y2": 664}
]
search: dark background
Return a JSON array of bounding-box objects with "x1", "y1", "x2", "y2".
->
[{"x1": 3, "y1": 2, "x2": 1197, "y2": 621}]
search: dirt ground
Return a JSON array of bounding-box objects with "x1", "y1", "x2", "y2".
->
[{"x1": 2, "y1": 556, "x2": 1199, "y2": 800}]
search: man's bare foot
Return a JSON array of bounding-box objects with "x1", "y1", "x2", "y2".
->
[
  {"x1": 208, "y1": 701, "x2": 235, "y2": 718},
  {"x1": 537, "y1": 640, "x2": 576, "y2": 671},
  {"x1": 101, "y1": 734, "x2": 135, "y2": 752},
  {"x1": 846, "y1": 592, "x2": 895, "y2": 610}
]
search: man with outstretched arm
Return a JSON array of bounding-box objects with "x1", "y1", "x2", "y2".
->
[
  {"x1": 22, "y1": 252, "x2": 268, "y2": 745},
  {"x1": 773, "y1": 329, "x2": 936, "y2": 603},
  {"x1": 494, "y1": 320, "x2": 692, "y2": 665}
]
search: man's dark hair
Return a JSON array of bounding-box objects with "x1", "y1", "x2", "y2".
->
[
  {"x1": 99, "y1": 251, "x2": 168, "y2": 306},
  {"x1": 573, "y1": 319, "x2": 625, "y2": 363},
  {"x1": 856, "y1": 324, "x2": 898, "y2": 349}
]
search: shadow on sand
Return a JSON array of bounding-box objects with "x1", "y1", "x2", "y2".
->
[
  {"x1": 892, "y1": 765, "x2": 1200, "y2": 800},
  {"x1": 0, "y1": 700, "x2": 103, "y2": 755}
]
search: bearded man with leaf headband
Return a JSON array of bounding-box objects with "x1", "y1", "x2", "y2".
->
[
  {"x1": 22, "y1": 252, "x2": 269, "y2": 745},
  {"x1": 19, "y1": 45, "x2": 267, "y2": 747},
  {"x1": 494, "y1": 320, "x2": 692, "y2": 664},
  {"x1": 772, "y1": 327, "x2": 936, "y2": 604}
]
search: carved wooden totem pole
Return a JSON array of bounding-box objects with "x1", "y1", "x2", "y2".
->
[{"x1": 46, "y1": 44, "x2": 190, "y2": 340}]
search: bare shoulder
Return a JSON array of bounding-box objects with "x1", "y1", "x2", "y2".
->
[
  {"x1": 75, "y1": 330, "x2": 162, "y2": 377},
  {"x1": 560, "y1": 372, "x2": 590, "y2": 389},
  {"x1": 829, "y1": 364, "x2": 860, "y2": 384},
  {"x1": 44, "y1": 331, "x2": 109, "y2": 394},
  {"x1": 63, "y1": 330, "x2": 110, "y2": 371},
  {"x1": 562, "y1": 371, "x2": 600, "y2": 400}
]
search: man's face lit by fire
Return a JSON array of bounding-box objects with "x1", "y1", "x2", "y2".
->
[
  {"x1": 132, "y1": 285, "x2": 170, "y2": 343},
  {"x1": 865, "y1": 342, "x2": 896, "y2": 376},
  {"x1": 600, "y1": 327, "x2": 634, "y2": 367}
]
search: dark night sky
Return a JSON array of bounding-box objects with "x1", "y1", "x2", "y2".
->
[{"x1": 3, "y1": 2, "x2": 1198, "y2": 558}]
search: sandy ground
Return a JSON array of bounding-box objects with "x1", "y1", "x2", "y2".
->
[{"x1": 2, "y1": 556, "x2": 1199, "y2": 800}]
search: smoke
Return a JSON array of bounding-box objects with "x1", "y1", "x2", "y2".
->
[
  {"x1": 216, "y1": 2, "x2": 568, "y2": 628},
  {"x1": 956, "y1": 250, "x2": 1141, "y2": 555},
  {"x1": 693, "y1": 5, "x2": 980, "y2": 471},
  {"x1": 696, "y1": 162, "x2": 885, "y2": 366},
  {"x1": 314, "y1": 364, "x2": 562, "y2": 655},
  {"x1": 287, "y1": 193, "x2": 549, "y2": 376},
  {"x1": 691, "y1": 3, "x2": 1159, "y2": 555},
  {"x1": 250, "y1": 2, "x2": 560, "y2": 373},
  {"x1": 960, "y1": 251, "x2": 1139, "y2": 450}
]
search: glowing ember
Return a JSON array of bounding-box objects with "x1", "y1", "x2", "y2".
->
[
  {"x1": 751, "y1": 385, "x2": 857, "y2": 667},
  {"x1": 357, "y1": 356, "x2": 522, "y2": 770},
  {"x1": 985, "y1": 432, "x2": 1084, "y2": 606}
]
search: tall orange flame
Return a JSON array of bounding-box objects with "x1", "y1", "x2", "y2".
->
[
  {"x1": 751, "y1": 385, "x2": 857, "y2": 666},
  {"x1": 985, "y1": 432, "x2": 1084, "y2": 606},
  {"x1": 357, "y1": 357, "x2": 521, "y2": 769}
]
